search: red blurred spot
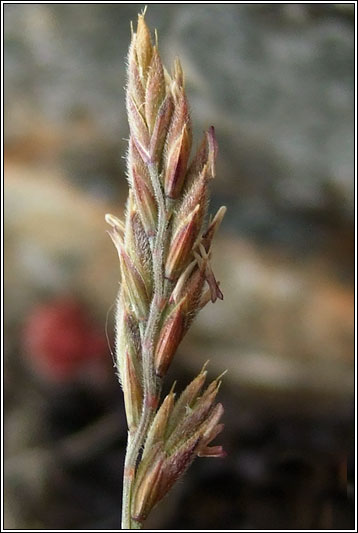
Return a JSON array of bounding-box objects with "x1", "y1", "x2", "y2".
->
[{"x1": 23, "y1": 297, "x2": 108, "y2": 382}]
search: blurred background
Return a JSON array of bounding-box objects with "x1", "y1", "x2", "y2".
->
[{"x1": 4, "y1": 3, "x2": 354, "y2": 530}]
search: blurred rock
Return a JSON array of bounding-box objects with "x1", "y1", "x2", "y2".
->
[
  {"x1": 4, "y1": 162, "x2": 120, "y2": 325},
  {"x1": 180, "y1": 237, "x2": 353, "y2": 408}
]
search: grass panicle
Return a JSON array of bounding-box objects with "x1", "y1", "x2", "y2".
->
[{"x1": 106, "y1": 12, "x2": 227, "y2": 529}]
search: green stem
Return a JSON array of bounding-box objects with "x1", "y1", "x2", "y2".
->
[{"x1": 121, "y1": 163, "x2": 168, "y2": 529}]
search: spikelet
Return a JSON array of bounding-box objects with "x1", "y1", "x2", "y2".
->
[
  {"x1": 131, "y1": 372, "x2": 225, "y2": 522},
  {"x1": 105, "y1": 11, "x2": 227, "y2": 528}
]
